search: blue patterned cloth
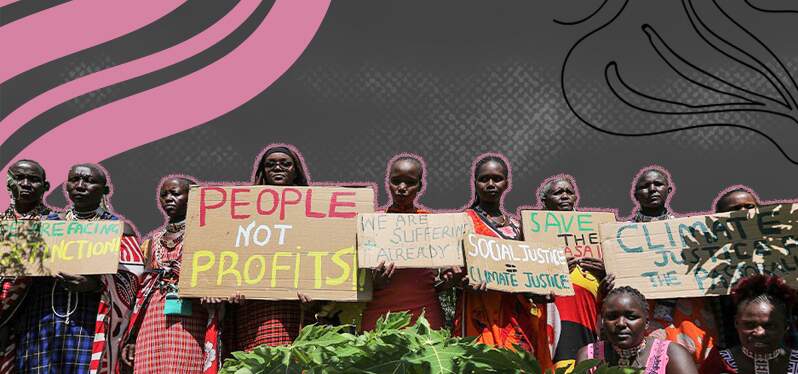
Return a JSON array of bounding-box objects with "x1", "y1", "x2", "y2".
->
[
  {"x1": 15, "y1": 279, "x2": 101, "y2": 374},
  {"x1": 14, "y1": 210, "x2": 118, "y2": 373}
]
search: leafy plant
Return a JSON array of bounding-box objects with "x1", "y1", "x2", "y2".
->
[{"x1": 221, "y1": 311, "x2": 641, "y2": 374}]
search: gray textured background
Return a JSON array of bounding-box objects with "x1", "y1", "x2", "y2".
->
[{"x1": 1, "y1": 0, "x2": 796, "y2": 236}]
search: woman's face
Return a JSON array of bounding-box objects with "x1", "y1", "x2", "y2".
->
[
  {"x1": 66, "y1": 165, "x2": 107, "y2": 211},
  {"x1": 542, "y1": 180, "x2": 577, "y2": 211},
  {"x1": 475, "y1": 160, "x2": 508, "y2": 205},
  {"x1": 717, "y1": 191, "x2": 758, "y2": 213},
  {"x1": 262, "y1": 152, "x2": 297, "y2": 186},
  {"x1": 601, "y1": 293, "x2": 648, "y2": 349},
  {"x1": 388, "y1": 159, "x2": 421, "y2": 206},
  {"x1": 736, "y1": 300, "x2": 787, "y2": 354},
  {"x1": 159, "y1": 179, "x2": 190, "y2": 221},
  {"x1": 633, "y1": 171, "x2": 671, "y2": 211}
]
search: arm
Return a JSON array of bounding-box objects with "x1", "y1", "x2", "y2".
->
[{"x1": 666, "y1": 341, "x2": 699, "y2": 374}]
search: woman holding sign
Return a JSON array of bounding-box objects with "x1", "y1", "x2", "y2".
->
[
  {"x1": 361, "y1": 155, "x2": 444, "y2": 331},
  {"x1": 576, "y1": 286, "x2": 698, "y2": 373},
  {"x1": 626, "y1": 166, "x2": 718, "y2": 366},
  {"x1": 537, "y1": 175, "x2": 606, "y2": 370},
  {"x1": 1, "y1": 160, "x2": 52, "y2": 371},
  {"x1": 222, "y1": 145, "x2": 316, "y2": 352},
  {"x1": 120, "y1": 177, "x2": 222, "y2": 373},
  {"x1": 699, "y1": 275, "x2": 797, "y2": 374},
  {"x1": 14, "y1": 163, "x2": 144, "y2": 373},
  {"x1": 451, "y1": 154, "x2": 553, "y2": 369}
]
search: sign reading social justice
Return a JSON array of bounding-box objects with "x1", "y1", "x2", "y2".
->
[
  {"x1": 463, "y1": 233, "x2": 574, "y2": 295},
  {"x1": 521, "y1": 210, "x2": 617, "y2": 259},
  {"x1": 0, "y1": 220, "x2": 122, "y2": 276},
  {"x1": 181, "y1": 185, "x2": 375, "y2": 301},
  {"x1": 601, "y1": 204, "x2": 798, "y2": 299},
  {"x1": 357, "y1": 213, "x2": 469, "y2": 268}
]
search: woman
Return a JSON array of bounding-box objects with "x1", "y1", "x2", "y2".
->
[
  {"x1": 120, "y1": 176, "x2": 221, "y2": 373},
  {"x1": 451, "y1": 154, "x2": 553, "y2": 369},
  {"x1": 700, "y1": 275, "x2": 797, "y2": 374},
  {"x1": 223, "y1": 145, "x2": 316, "y2": 353},
  {"x1": 538, "y1": 175, "x2": 606, "y2": 370},
  {"x1": 14, "y1": 163, "x2": 143, "y2": 373},
  {"x1": 360, "y1": 155, "x2": 444, "y2": 330},
  {"x1": 630, "y1": 166, "x2": 718, "y2": 365},
  {"x1": 711, "y1": 186, "x2": 761, "y2": 350},
  {"x1": 1, "y1": 160, "x2": 52, "y2": 372},
  {"x1": 576, "y1": 286, "x2": 697, "y2": 374}
]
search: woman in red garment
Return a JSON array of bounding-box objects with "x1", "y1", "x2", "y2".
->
[
  {"x1": 360, "y1": 154, "x2": 444, "y2": 330},
  {"x1": 223, "y1": 145, "x2": 317, "y2": 352},
  {"x1": 450, "y1": 154, "x2": 553, "y2": 370}
]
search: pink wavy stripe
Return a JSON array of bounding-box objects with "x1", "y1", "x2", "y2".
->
[
  {"x1": 0, "y1": 0, "x2": 259, "y2": 147},
  {"x1": 0, "y1": 0, "x2": 184, "y2": 84},
  {"x1": 0, "y1": 0, "x2": 330, "y2": 208},
  {"x1": 0, "y1": 0, "x2": 20, "y2": 8}
]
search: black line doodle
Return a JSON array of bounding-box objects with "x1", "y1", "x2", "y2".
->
[{"x1": 560, "y1": 0, "x2": 798, "y2": 165}]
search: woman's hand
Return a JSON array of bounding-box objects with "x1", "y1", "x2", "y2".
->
[
  {"x1": 121, "y1": 343, "x2": 135, "y2": 368},
  {"x1": 598, "y1": 274, "x2": 615, "y2": 299},
  {"x1": 579, "y1": 257, "x2": 606, "y2": 280},
  {"x1": 200, "y1": 297, "x2": 226, "y2": 304},
  {"x1": 372, "y1": 260, "x2": 396, "y2": 290},
  {"x1": 297, "y1": 292, "x2": 313, "y2": 304},
  {"x1": 56, "y1": 272, "x2": 101, "y2": 293},
  {"x1": 228, "y1": 291, "x2": 246, "y2": 304},
  {"x1": 440, "y1": 266, "x2": 467, "y2": 288},
  {"x1": 567, "y1": 257, "x2": 580, "y2": 273}
]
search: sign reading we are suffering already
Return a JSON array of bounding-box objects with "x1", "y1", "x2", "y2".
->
[
  {"x1": 521, "y1": 210, "x2": 617, "y2": 259},
  {"x1": 181, "y1": 185, "x2": 375, "y2": 301},
  {"x1": 463, "y1": 233, "x2": 574, "y2": 295},
  {"x1": 601, "y1": 204, "x2": 798, "y2": 299},
  {"x1": 0, "y1": 220, "x2": 122, "y2": 276},
  {"x1": 356, "y1": 213, "x2": 469, "y2": 268}
]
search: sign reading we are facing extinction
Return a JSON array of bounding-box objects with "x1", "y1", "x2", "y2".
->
[
  {"x1": 0, "y1": 220, "x2": 122, "y2": 276},
  {"x1": 181, "y1": 185, "x2": 374, "y2": 301}
]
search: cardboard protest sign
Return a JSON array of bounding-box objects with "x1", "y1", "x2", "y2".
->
[
  {"x1": 521, "y1": 210, "x2": 617, "y2": 259},
  {"x1": 601, "y1": 204, "x2": 798, "y2": 299},
  {"x1": 181, "y1": 185, "x2": 375, "y2": 301},
  {"x1": 357, "y1": 213, "x2": 468, "y2": 268},
  {"x1": 463, "y1": 233, "x2": 574, "y2": 295},
  {"x1": 0, "y1": 220, "x2": 122, "y2": 276}
]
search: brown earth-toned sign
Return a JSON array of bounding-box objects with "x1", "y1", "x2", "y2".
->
[
  {"x1": 521, "y1": 210, "x2": 617, "y2": 259},
  {"x1": 463, "y1": 232, "x2": 574, "y2": 296},
  {"x1": 181, "y1": 185, "x2": 375, "y2": 301},
  {"x1": 357, "y1": 213, "x2": 468, "y2": 268},
  {"x1": 600, "y1": 204, "x2": 798, "y2": 299},
  {"x1": 0, "y1": 220, "x2": 122, "y2": 276}
]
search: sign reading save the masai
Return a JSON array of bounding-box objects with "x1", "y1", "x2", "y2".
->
[
  {"x1": 357, "y1": 213, "x2": 468, "y2": 268},
  {"x1": 463, "y1": 233, "x2": 574, "y2": 295},
  {"x1": 521, "y1": 210, "x2": 617, "y2": 259},
  {"x1": 0, "y1": 220, "x2": 122, "y2": 276},
  {"x1": 601, "y1": 204, "x2": 798, "y2": 299},
  {"x1": 181, "y1": 185, "x2": 375, "y2": 301}
]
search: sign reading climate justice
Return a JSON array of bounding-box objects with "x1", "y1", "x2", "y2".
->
[
  {"x1": 521, "y1": 210, "x2": 617, "y2": 259},
  {"x1": 181, "y1": 185, "x2": 375, "y2": 301},
  {"x1": 357, "y1": 213, "x2": 469, "y2": 268},
  {"x1": 0, "y1": 220, "x2": 122, "y2": 276},
  {"x1": 601, "y1": 204, "x2": 798, "y2": 299},
  {"x1": 463, "y1": 233, "x2": 574, "y2": 295}
]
